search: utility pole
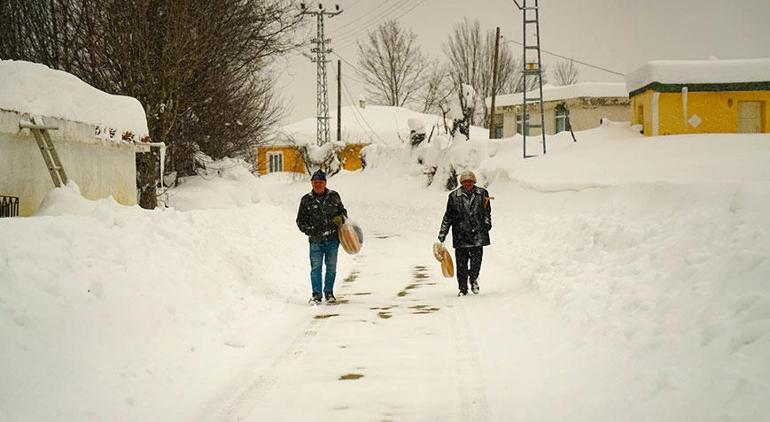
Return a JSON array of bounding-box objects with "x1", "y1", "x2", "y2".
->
[
  {"x1": 337, "y1": 59, "x2": 342, "y2": 142},
  {"x1": 512, "y1": 0, "x2": 546, "y2": 158},
  {"x1": 299, "y1": 2, "x2": 343, "y2": 146},
  {"x1": 488, "y1": 26, "x2": 501, "y2": 139}
]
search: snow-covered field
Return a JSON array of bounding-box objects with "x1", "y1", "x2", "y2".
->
[{"x1": 2, "y1": 123, "x2": 769, "y2": 421}]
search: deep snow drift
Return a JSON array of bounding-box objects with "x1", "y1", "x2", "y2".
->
[{"x1": 1, "y1": 123, "x2": 769, "y2": 421}]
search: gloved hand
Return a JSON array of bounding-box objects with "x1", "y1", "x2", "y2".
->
[
  {"x1": 332, "y1": 215, "x2": 344, "y2": 226},
  {"x1": 437, "y1": 235, "x2": 445, "y2": 243}
]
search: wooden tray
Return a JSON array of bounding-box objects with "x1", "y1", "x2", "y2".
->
[
  {"x1": 339, "y1": 222, "x2": 362, "y2": 255},
  {"x1": 433, "y1": 242, "x2": 454, "y2": 278}
]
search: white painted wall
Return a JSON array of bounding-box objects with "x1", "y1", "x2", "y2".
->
[{"x1": 0, "y1": 109, "x2": 142, "y2": 216}]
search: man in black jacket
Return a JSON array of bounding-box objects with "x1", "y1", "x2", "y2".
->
[
  {"x1": 438, "y1": 170, "x2": 492, "y2": 296},
  {"x1": 296, "y1": 169, "x2": 348, "y2": 304}
]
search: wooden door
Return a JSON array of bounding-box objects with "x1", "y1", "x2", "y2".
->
[{"x1": 738, "y1": 101, "x2": 762, "y2": 133}]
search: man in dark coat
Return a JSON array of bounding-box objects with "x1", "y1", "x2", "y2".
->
[
  {"x1": 296, "y1": 169, "x2": 348, "y2": 304},
  {"x1": 438, "y1": 170, "x2": 492, "y2": 296}
]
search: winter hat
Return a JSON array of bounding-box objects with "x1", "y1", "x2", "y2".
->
[
  {"x1": 311, "y1": 169, "x2": 327, "y2": 181},
  {"x1": 459, "y1": 170, "x2": 476, "y2": 183}
]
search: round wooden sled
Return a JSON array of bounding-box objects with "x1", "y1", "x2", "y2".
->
[
  {"x1": 339, "y1": 222, "x2": 363, "y2": 255},
  {"x1": 433, "y1": 242, "x2": 454, "y2": 278}
]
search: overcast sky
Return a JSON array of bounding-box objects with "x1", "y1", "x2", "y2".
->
[{"x1": 275, "y1": 0, "x2": 770, "y2": 125}]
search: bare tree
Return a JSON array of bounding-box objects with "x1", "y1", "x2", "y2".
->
[
  {"x1": 0, "y1": 0, "x2": 301, "y2": 176},
  {"x1": 552, "y1": 58, "x2": 580, "y2": 86},
  {"x1": 356, "y1": 19, "x2": 425, "y2": 107},
  {"x1": 417, "y1": 62, "x2": 454, "y2": 115},
  {"x1": 443, "y1": 19, "x2": 522, "y2": 127}
]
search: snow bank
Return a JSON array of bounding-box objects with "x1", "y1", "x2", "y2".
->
[
  {"x1": 0, "y1": 182, "x2": 306, "y2": 421},
  {"x1": 0, "y1": 60, "x2": 149, "y2": 139},
  {"x1": 625, "y1": 58, "x2": 770, "y2": 93},
  {"x1": 168, "y1": 157, "x2": 262, "y2": 211}
]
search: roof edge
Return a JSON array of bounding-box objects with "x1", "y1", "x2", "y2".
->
[{"x1": 628, "y1": 81, "x2": 770, "y2": 97}]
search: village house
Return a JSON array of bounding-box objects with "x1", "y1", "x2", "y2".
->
[
  {"x1": 256, "y1": 104, "x2": 443, "y2": 176},
  {"x1": 0, "y1": 61, "x2": 151, "y2": 216},
  {"x1": 625, "y1": 58, "x2": 770, "y2": 136},
  {"x1": 487, "y1": 82, "x2": 631, "y2": 138}
]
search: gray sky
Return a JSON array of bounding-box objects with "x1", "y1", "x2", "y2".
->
[{"x1": 276, "y1": 0, "x2": 770, "y2": 125}]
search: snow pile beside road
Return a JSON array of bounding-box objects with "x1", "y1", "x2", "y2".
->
[
  {"x1": 167, "y1": 157, "x2": 263, "y2": 211},
  {"x1": 0, "y1": 183, "x2": 306, "y2": 421},
  {"x1": 485, "y1": 179, "x2": 770, "y2": 421}
]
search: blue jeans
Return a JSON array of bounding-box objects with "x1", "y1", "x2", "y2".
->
[{"x1": 309, "y1": 239, "x2": 340, "y2": 294}]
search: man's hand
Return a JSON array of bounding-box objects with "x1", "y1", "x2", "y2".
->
[
  {"x1": 333, "y1": 215, "x2": 344, "y2": 226},
  {"x1": 438, "y1": 235, "x2": 445, "y2": 243}
]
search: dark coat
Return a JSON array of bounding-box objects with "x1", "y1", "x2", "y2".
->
[
  {"x1": 438, "y1": 185, "x2": 492, "y2": 249},
  {"x1": 296, "y1": 189, "x2": 348, "y2": 243}
]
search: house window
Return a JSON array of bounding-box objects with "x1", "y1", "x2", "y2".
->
[
  {"x1": 516, "y1": 112, "x2": 528, "y2": 135},
  {"x1": 494, "y1": 125, "x2": 503, "y2": 138},
  {"x1": 555, "y1": 103, "x2": 568, "y2": 133},
  {"x1": 267, "y1": 151, "x2": 284, "y2": 173}
]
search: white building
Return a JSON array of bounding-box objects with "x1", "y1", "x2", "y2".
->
[
  {"x1": 0, "y1": 61, "x2": 150, "y2": 216},
  {"x1": 487, "y1": 82, "x2": 631, "y2": 138}
]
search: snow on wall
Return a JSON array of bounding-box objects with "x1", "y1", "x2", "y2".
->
[
  {"x1": 490, "y1": 82, "x2": 629, "y2": 108},
  {"x1": 0, "y1": 60, "x2": 149, "y2": 139},
  {"x1": 625, "y1": 58, "x2": 770, "y2": 94}
]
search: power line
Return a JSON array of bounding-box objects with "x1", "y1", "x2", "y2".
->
[
  {"x1": 332, "y1": 63, "x2": 369, "y2": 142},
  {"x1": 502, "y1": 38, "x2": 624, "y2": 76},
  {"x1": 334, "y1": 0, "x2": 428, "y2": 51},
  {"x1": 333, "y1": 0, "x2": 422, "y2": 49},
  {"x1": 339, "y1": 76, "x2": 388, "y2": 145},
  {"x1": 327, "y1": 0, "x2": 399, "y2": 38},
  {"x1": 329, "y1": 0, "x2": 410, "y2": 43},
  {"x1": 333, "y1": 52, "x2": 363, "y2": 77}
]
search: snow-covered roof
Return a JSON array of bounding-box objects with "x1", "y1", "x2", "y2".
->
[
  {"x1": 489, "y1": 82, "x2": 628, "y2": 108},
  {"x1": 625, "y1": 58, "x2": 770, "y2": 94},
  {"x1": 0, "y1": 60, "x2": 149, "y2": 139},
  {"x1": 274, "y1": 105, "x2": 479, "y2": 147}
]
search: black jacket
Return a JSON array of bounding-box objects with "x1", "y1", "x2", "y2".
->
[
  {"x1": 296, "y1": 189, "x2": 348, "y2": 243},
  {"x1": 438, "y1": 185, "x2": 492, "y2": 248}
]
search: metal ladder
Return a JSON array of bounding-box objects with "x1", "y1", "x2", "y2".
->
[
  {"x1": 19, "y1": 116, "x2": 68, "y2": 187},
  {"x1": 514, "y1": 0, "x2": 547, "y2": 158}
]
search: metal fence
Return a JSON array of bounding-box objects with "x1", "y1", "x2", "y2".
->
[{"x1": 1, "y1": 196, "x2": 20, "y2": 217}]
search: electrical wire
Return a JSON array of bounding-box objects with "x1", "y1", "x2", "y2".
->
[
  {"x1": 329, "y1": 0, "x2": 411, "y2": 44},
  {"x1": 332, "y1": 0, "x2": 425, "y2": 50},
  {"x1": 501, "y1": 38, "x2": 624, "y2": 76},
  {"x1": 339, "y1": 76, "x2": 389, "y2": 145}
]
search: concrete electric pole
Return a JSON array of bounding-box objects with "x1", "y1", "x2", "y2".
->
[{"x1": 299, "y1": 2, "x2": 343, "y2": 146}]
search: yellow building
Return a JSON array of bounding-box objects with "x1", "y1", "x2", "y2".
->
[
  {"x1": 625, "y1": 59, "x2": 770, "y2": 136},
  {"x1": 255, "y1": 143, "x2": 366, "y2": 176}
]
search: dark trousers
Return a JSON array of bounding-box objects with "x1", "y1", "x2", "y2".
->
[{"x1": 455, "y1": 246, "x2": 483, "y2": 292}]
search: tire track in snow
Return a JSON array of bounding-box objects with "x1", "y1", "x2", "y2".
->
[
  {"x1": 200, "y1": 270, "x2": 359, "y2": 422},
  {"x1": 448, "y1": 296, "x2": 491, "y2": 422}
]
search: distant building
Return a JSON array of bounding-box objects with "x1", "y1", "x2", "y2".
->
[
  {"x1": 625, "y1": 59, "x2": 770, "y2": 136},
  {"x1": 256, "y1": 105, "x2": 446, "y2": 176},
  {"x1": 487, "y1": 82, "x2": 630, "y2": 138},
  {"x1": 255, "y1": 142, "x2": 364, "y2": 176}
]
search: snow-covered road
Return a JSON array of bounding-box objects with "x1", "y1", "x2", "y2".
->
[
  {"x1": 3, "y1": 127, "x2": 769, "y2": 421},
  {"x1": 203, "y1": 231, "x2": 494, "y2": 421}
]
